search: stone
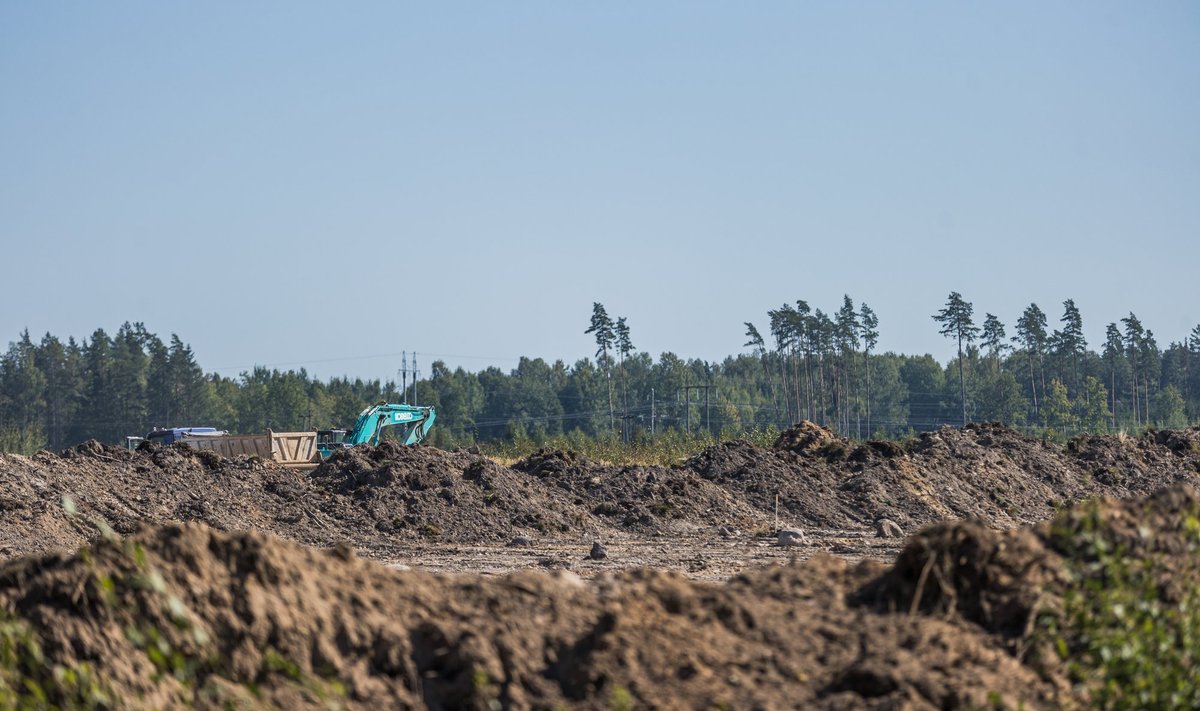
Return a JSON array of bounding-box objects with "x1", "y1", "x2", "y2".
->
[
  {"x1": 777, "y1": 529, "x2": 806, "y2": 546},
  {"x1": 876, "y1": 518, "x2": 904, "y2": 539}
]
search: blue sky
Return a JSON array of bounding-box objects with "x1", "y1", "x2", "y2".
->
[{"x1": 2, "y1": 2, "x2": 1197, "y2": 383}]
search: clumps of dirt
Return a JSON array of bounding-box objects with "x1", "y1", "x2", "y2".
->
[
  {"x1": 512, "y1": 449, "x2": 764, "y2": 533},
  {"x1": 772, "y1": 420, "x2": 847, "y2": 456},
  {"x1": 308, "y1": 443, "x2": 595, "y2": 541},
  {"x1": 14, "y1": 484, "x2": 1200, "y2": 709},
  {"x1": 4, "y1": 424, "x2": 1200, "y2": 565},
  {"x1": 0, "y1": 439, "x2": 353, "y2": 560},
  {"x1": 1067, "y1": 427, "x2": 1200, "y2": 489},
  {"x1": 690, "y1": 422, "x2": 1200, "y2": 531},
  {"x1": 0, "y1": 519, "x2": 1058, "y2": 710},
  {"x1": 861, "y1": 484, "x2": 1200, "y2": 678}
]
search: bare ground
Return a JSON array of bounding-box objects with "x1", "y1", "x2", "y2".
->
[{"x1": 1, "y1": 423, "x2": 1200, "y2": 708}]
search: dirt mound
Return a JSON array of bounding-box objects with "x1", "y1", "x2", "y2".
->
[
  {"x1": 690, "y1": 422, "x2": 1200, "y2": 531},
  {"x1": 0, "y1": 440, "x2": 353, "y2": 559},
  {"x1": 1067, "y1": 427, "x2": 1200, "y2": 490},
  {"x1": 4, "y1": 426, "x2": 1200, "y2": 566},
  {"x1": 513, "y1": 449, "x2": 766, "y2": 533},
  {"x1": 308, "y1": 443, "x2": 595, "y2": 541},
  {"x1": 0, "y1": 520, "x2": 1058, "y2": 710},
  {"x1": 858, "y1": 484, "x2": 1200, "y2": 700},
  {"x1": 772, "y1": 419, "x2": 845, "y2": 456},
  {"x1": 11, "y1": 484, "x2": 1200, "y2": 709}
]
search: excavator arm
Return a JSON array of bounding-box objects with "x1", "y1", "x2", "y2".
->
[{"x1": 345, "y1": 402, "x2": 437, "y2": 447}]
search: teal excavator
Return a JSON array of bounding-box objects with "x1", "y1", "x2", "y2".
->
[
  {"x1": 126, "y1": 401, "x2": 436, "y2": 469},
  {"x1": 316, "y1": 402, "x2": 436, "y2": 458}
]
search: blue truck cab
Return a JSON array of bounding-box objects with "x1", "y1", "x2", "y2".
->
[{"x1": 125, "y1": 427, "x2": 228, "y2": 449}]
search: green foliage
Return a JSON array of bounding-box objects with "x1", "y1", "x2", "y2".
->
[
  {"x1": 0, "y1": 307, "x2": 1197, "y2": 452},
  {"x1": 1038, "y1": 505, "x2": 1200, "y2": 709},
  {"x1": 0, "y1": 612, "x2": 112, "y2": 710},
  {"x1": 1152, "y1": 386, "x2": 1187, "y2": 428},
  {"x1": 608, "y1": 684, "x2": 634, "y2": 711},
  {"x1": 1043, "y1": 379, "x2": 1077, "y2": 432},
  {"x1": 0, "y1": 425, "x2": 46, "y2": 455}
]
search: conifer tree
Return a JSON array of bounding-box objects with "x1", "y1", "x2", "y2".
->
[
  {"x1": 584, "y1": 303, "x2": 616, "y2": 430},
  {"x1": 933, "y1": 292, "x2": 978, "y2": 426},
  {"x1": 981, "y1": 314, "x2": 1008, "y2": 373},
  {"x1": 1057, "y1": 299, "x2": 1086, "y2": 394},
  {"x1": 1014, "y1": 304, "x2": 1049, "y2": 419},
  {"x1": 1103, "y1": 323, "x2": 1124, "y2": 429},
  {"x1": 859, "y1": 304, "x2": 879, "y2": 436}
]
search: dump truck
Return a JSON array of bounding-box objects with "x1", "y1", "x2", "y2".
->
[
  {"x1": 178, "y1": 429, "x2": 322, "y2": 470},
  {"x1": 125, "y1": 402, "x2": 436, "y2": 470}
]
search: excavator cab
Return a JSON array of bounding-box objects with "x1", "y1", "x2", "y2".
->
[{"x1": 316, "y1": 429, "x2": 347, "y2": 449}]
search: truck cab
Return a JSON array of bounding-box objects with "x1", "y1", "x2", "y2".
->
[
  {"x1": 316, "y1": 429, "x2": 348, "y2": 451},
  {"x1": 143, "y1": 427, "x2": 228, "y2": 446}
]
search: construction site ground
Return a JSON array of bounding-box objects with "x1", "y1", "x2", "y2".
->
[{"x1": 2, "y1": 421, "x2": 1200, "y2": 709}]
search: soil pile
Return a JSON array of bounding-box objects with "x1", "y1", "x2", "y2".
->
[
  {"x1": 6, "y1": 485, "x2": 1200, "y2": 709},
  {"x1": 0, "y1": 440, "x2": 349, "y2": 559},
  {"x1": 2, "y1": 425, "x2": 1199, "y2": 563},
  {"x1": 512, "y1": 448, "x2": 763, "y2": 533},
  {"x1": 308, "y1": 442, "x2": 596, "y2": 541},
  {"x1": 0, "y1": 523, "x2": 1048, "y2": 709},
  {"x1": 690, "y1": 421, "x2": 1200, "y2": 529}
]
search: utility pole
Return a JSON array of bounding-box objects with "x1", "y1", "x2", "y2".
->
[
  {"x1": 412, "y1": 353, "x2": 420, "y2": 404},
  {"x1": 400, "y1": 351, "x2": 408, "y2": 403},
  {"x1": 651, "y1": 387, "x2": 655, "y2": 438},
  {"x1": 705, "y1": 385, "x2": 711, "y2": 434},
  {"x1": 398, "y1": 351, "x2": 420, "y2": 404},
  {"x1": 680, "y1": 385, "x2": 718, "y2": 435}
]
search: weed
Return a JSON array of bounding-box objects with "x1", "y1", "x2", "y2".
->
[
  {"x1": 0, "y1": 612, "x2": 112, "y2": 710},
  {"x1": 609, "y1": 684, "x2": 634, "y2": 711}
]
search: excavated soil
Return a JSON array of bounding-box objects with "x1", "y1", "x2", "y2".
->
[
  {"x1": 3, "y1": 485, "x2": 1200, "y2": 709},
  {"x1": 1, "y1": 423, "x2": 1198, "y2": 566},
  {"x1": 690, "y1": 421, "x2": 1200, "y2": 529},
  {"x1": 2, "y1": 424, "x2": 1200, "y2": 708}
]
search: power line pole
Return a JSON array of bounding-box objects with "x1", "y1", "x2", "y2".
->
[
  {"x1": 651, "y1": 387, "x2": 656, "y2": 438},
  {"x1": 412, "y1": 353, "x2": 420, "y2": 404},
  {"x1": 680, "y1": 385, "x2": 717, "y2": 435},
  {"x1": 398, "y1": 351, "x2": 421, "y2": 403},
  {"x1": 400, "y1": 351, "x2": 408, "y2": 403}
]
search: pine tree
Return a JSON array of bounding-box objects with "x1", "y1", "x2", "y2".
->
[
  {"x1": 584, "y1": 303, "x2": 616, "y2": 431},
  {"x1": 981, "y1": 314, "x2": 1008, "y2": 373},
  {"x1": 744, "y1": 322, "x2": 778, "y2": 422},
  {"x1": 859, "y1": 304, "x2": 879, "y2": 437},
  {"x1": 835, "y1": 295, "x2": 860, "y2": 435},
  {"x1": 1014, "y1": 304, "x2": 1049, "y2": 420},
  {"x1": 1103, "y1": 323, "x2": 1124, "y2": 429},
  {"x1": 932, "y1": 292, "x2": 979, "y2": 426},
  {"x1": 1057, "y1": 299, "x2": 1086, "y2": 394},
  {"x1": 615, "y1": 316, "x2": 634, "y2": 441},
  {"x1": 1121, "y1": 313, "x2": 1146, "y2": 426}
]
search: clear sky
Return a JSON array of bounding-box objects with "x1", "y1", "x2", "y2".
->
[{"x1": 2, "y1": 2, "x2": 1197, "y2": 383}]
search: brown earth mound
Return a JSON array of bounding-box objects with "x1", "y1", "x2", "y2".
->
[
  {"x1": 3, "y1": 425, "x2": 1199, "y2": 565},
  {"x1": 0, "y1": 522, "x2": 1051, "y2": 709},
  {"x1": 690, "y1": 422, "x2": 1200, "y2": 529},
  {"x1": 0, "y1": 440, "x2": 351, "y2": 559},
  {"x1": 6, "y1": 485, "x2": 1200, "y2": 709},
  {"x1": 512, "y1": 448, "x2": 763, "y2": 533},
  {"x1": 307, "y1": 442, "x2": 597, "y2": 541}
]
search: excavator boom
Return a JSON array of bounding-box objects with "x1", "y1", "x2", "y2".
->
[{"x1": 316, "y1": 402, "x2": 436, "y2": 458}]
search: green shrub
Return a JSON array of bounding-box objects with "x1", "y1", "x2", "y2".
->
[{"x1": 1037, "y1": 505, "x2": 1200, "y2": 709}]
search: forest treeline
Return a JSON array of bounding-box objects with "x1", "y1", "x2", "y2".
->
[{"x1": 1, "y1": 296, "x2": 1198, "y2": 454}]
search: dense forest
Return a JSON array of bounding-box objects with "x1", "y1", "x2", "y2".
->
[{"x1": 1, "y1": 295, "x2": 1198, "y2": 454}]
